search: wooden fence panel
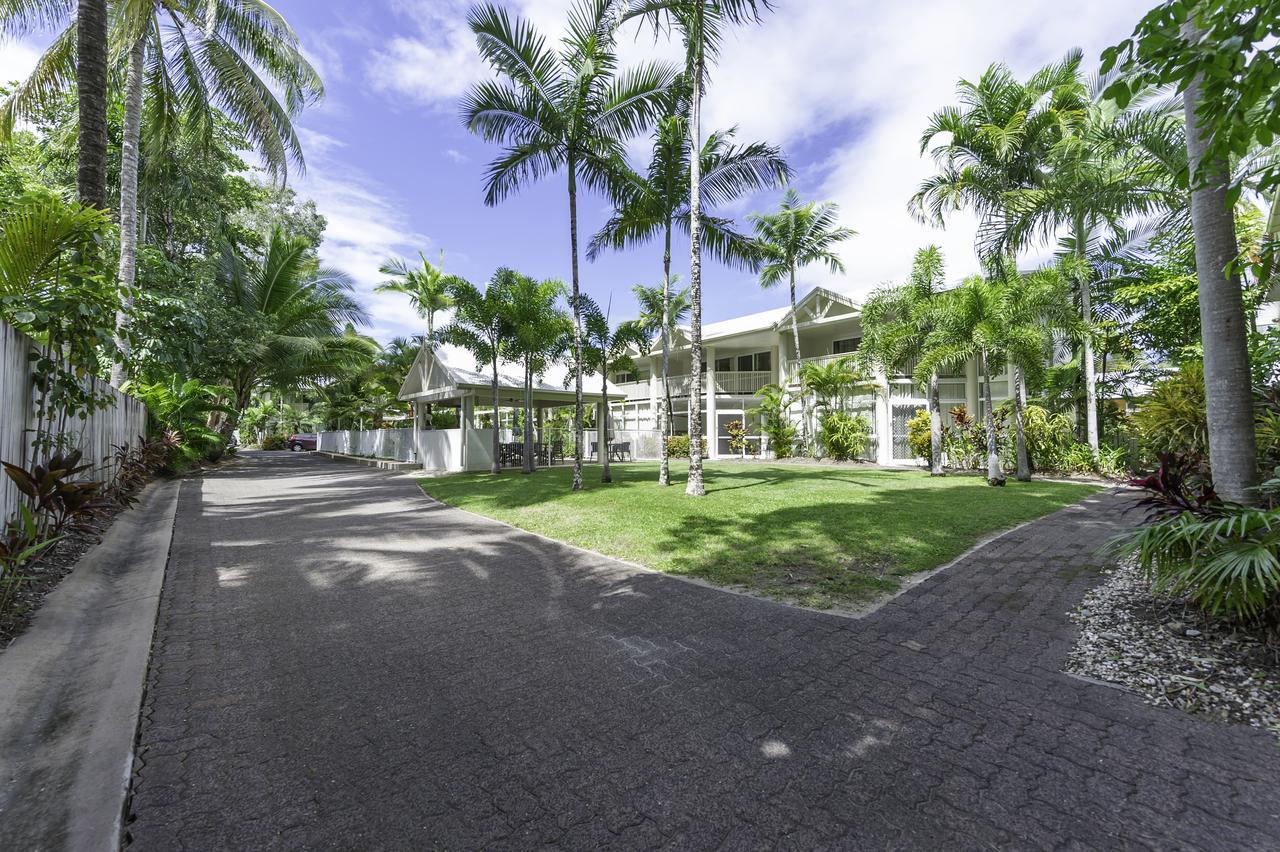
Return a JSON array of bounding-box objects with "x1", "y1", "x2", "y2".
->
[{"x1": 0, "y1": 319, "x2": 149, "y2": 521}]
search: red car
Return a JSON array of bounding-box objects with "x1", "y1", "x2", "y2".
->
[{"x1": 288, "y1": 433, "x2": 317, "y2": 452}]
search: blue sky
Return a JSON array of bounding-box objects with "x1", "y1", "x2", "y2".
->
[{"x1": 2, "y1": 0, "x2": 1154, "y2": 351}]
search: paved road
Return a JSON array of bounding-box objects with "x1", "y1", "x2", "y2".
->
[{"x1": 127, "y1": 452, "x2": 1280, "y2": 849}]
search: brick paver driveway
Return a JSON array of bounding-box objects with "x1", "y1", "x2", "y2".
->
[{"x1": 127, "y1": 452, "x2": 1280, "y2": 849}]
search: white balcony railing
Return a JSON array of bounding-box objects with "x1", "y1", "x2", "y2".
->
[
  {"x1": 648, "y1": 371, "x2": 773, "y2": 397},
  {"x1": 785, "y1": 353, "x2": 855, "y2": 381},
  {"x1": 612, "y1": 380, "x2": 651, "y2": 400}
]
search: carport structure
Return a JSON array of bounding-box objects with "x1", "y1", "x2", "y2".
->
[{"x1": 397, "y1": 346, "x2": 626, "y2": 472}]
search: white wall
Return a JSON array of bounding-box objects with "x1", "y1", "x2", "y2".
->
[
  {"x1": 318, "y1": 428, "x2": 416, "y2": 462},
  {"x1": 0, "y1": 319, "x2": 148, "y2": 522},
  {"x1": 420, "y1": 428, "x2": 464, "y2": 471},
  {"x1": 466, "y1": 427, "x2": 495, "y2": 471}
]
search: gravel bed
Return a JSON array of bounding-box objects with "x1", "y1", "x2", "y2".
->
[{"x1": 1066, "y1": 560, "x2": 1280, "y2": 737}]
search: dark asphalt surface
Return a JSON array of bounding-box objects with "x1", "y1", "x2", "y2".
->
[{"x1": 126, "y1": 452, "x2": 1280, "y2": 849}]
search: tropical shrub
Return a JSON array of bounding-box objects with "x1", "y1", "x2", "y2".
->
[
  {"x1": 1131, "y1": 362, "x2": 1208, "y2": 460},
  {"x1": 664, "y1": 435, "x2": 707, "y2": 459},
  {"x1": 1111, "y1": 454, "x2": 1280, "y2": 622},
  {"x1": 260, "y1": 434, "x2": 289, "y2": 451},
  {"x1": 749, "y1": 383, "x2": 797, "y2": 459},
  {"x1": 724, "y1": 420, "x2": 757, "y2": 456},
  {"x1": 818, "y1": 412, "x2": 871, "y2": 461},
  {"x1": 2, "y1": 450, "x2": 105, "y2": 538},
  {"x1": 943, "y1": 406, "x2": 995, "y2": 470},
  {"x1": 906, "y1": 409, "x2": 932, "y2": 463}
]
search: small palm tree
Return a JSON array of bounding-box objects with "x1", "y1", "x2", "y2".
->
[
  {"x1": 580, "y1": 296, "x2": 649, "y2": 483},
  {"x1": 749, "y1": 188, "x2": 855, "y2": 453},
  {"x1": 621, "y1": 0, "x2": 775, "y2": 497},
  {"x1": 376, "y1": 251, "x2": 455, "y2": 343},
  {"x1": 919, "y1": 276, "x2": 1008, "y2": 486},
  {"x1": 861, "y1": 246, "x2": 948, "y2": 474},
  {"x1": 500, "y1": 270, "x2": 569, "y2": 474},
  {"x1": 216, "y1": 228, "x2": 371, "y2": 435},
  {"x1": 632, "y1": 277, "x2": 690, "y2": 481},
  {"x1": 436, "y1": 274, "x2": 515, "y2": 475},
  {"x1": 463, "y1": 0, "x2": 677, "y2": 492}
]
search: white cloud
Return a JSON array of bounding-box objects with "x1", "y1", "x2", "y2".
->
[
  {"x1": 0, "y1": 39, "x2": 40, "y2": 87},
  {"x1": 444, "y1": 148, "x2": 468, "y2": 163},
  {"x1": 692, "y1": 0, "x2": 1152, "y2": 298}
]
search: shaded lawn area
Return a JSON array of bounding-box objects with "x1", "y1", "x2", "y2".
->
[{"x1": 419, "y1": 462, "x2": 1099, "y2": 610}]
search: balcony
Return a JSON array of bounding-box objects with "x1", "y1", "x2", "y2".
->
[
  {"x1": 646, "y1": 371, "x2": 773, "y2": 398},
  {"x1": 612, "y1": 380, "x2": 651, "y2": 400},
  {"x1": 785, "y1": 353, "x2": 855, "y2": 381}
]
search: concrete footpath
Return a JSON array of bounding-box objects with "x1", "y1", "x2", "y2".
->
[{"x1": 0, "y1": 479, "x2": 179, "y2": 851}]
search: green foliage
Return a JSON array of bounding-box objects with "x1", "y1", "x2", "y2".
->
[
  {"x1": 260, "y1": 434, "x2": 288, "y2": 451},
  {"x1": 749, "y1": 383, "x2": 797, "y2": 459},
  {"x1": 1112, "y1": 505, "x2": 1280, "y2": 622},
  {"x1": 126, "y1": 375, "x2": 232, "y2": 456},
  {"x1": 906, "y1": 409, "x2": 933, "y2": 463},
  {"x1": 664, "y1": 435, "x2": 706, "y2": 459},
  {"x1": 2, "y1": 449, "x2": 104, "y2": 539},
  {"x1": 1131, "y1": 362, "x2": 1209, "y2": 460},
  {"x1": 1102, "y1": 1, "x2": 1280, "y2": 201},
  {"x1": 724, "y1": 420, "x2": 756, "y2": 456},
  {"x1": 817, "y1": 411, "x2": 871, "y2": 462}
]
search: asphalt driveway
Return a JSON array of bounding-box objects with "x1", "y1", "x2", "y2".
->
[{"x1": 126, "y1": 452, "x2": 1280, "y2": 849}]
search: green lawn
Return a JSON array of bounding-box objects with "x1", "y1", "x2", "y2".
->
[{"x1": 419, "y1": 462, "x2": 1098, "y2": 610}]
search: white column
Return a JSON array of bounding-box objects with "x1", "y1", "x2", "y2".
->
[
  {"x1": 965, "y1": 358, "x2": 980, "y2": 416},
  {"x1": 649, "y1": 355, "x2": 660, "y2": 431},
  {"x1": 460, "y1": 395, "x2": 474, "y2": 471},
  {"x1": 706, "y1": 344, "x2": 717, "y2": 460},
  {"x1": 874, "y1": 365, "x2": 892, "y2": 465}
]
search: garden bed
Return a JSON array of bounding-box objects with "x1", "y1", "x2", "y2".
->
[{"x1": 1066, "y1": 560, "x2": 1280, "y2": 737}]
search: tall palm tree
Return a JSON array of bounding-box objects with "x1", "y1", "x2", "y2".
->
[
  {"x1": 216, "y1": 228, "x2": 371, "y2": 434},
  {"x1": 376, "y1": 250, "x2": 455, "y2": 343},
  {"x1": 911, "y1": 52, "x2": 1091, "y2": 442},
  {"x1": 0, "y1": 0, "x2": 108, "y2": 207},
  {"x1": 622, "y1": 0, "x2": 774, "y2": 497},
  {"x1": 1179, "y1": 19, "x2": 1258, "y2": 504},
  {"x1": 463, "y1": 0, "x2": 677, "y2": 492},
  {"x1": 580, "y1": 295, "x2": 649, "y2": 483},
  {"x1": 749, "y1": 187, "x2": 855, "y2": 453},
  {"x1": 501, "y1": 270, "x2": 569, "y2": 474},
  {"x1": 632, "y1": 277, "x2": 689, "y2": 482},
  {"x1": 919, "y1": 275, "x2": 1008, "y2": 486},
  {"x1": 1, "y1": 1, "x2": 324, "y2": 387},
  {"x1": 437, "y1": 273, "x2": 515, "y2": 476},
  {"x1": 860, "y1": 245, "x2": 948, "y2": 475},
  {"x1": 590, "y1": 96, "x2": 789, "y2": 484}
]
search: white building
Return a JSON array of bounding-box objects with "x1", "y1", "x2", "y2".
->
[{"x1": 609, "y1": 286, "x2": 1013, "y2": 465}]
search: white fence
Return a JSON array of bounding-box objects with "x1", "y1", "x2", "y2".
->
[
  {"x1": 317, "y1": 428, "x2": 417, "y2": 462},
  {"x1": 0, "y1": 319, "x2": 149, "y2": 522}
]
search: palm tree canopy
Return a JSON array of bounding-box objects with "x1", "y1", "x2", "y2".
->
[
  {"x1": 860, "y1": 245, "x2": 947, "y2": 383},
  {"x1": 499, "y1": 268, "x2": 570, "y2": 377},
  {"x1": 460, "y1": 0, "x2": 680, "y2": 207},
  {"x1": 750, "y1": 187, "x2": 856, "y2": 288},
  {"x1": 376, "y1": 250, "x2": 455, "y2": 329},
  {"x1": 435, "y1": 273, "x2": 514, "y2": 372},
  {"x1": 588, "y1": 109, "x2": 790, "y2": 266},
  {"x1": 632, "y1": 278, "x2": 690, "y2": 343},
  {"x1": 578, "y1": 293, "x2": 650, "y2": 376},
  {"x1": 1, "y1": 0, "x2": 323, "y2": 180}
]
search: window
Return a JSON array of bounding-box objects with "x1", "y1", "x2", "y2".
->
[
  {"x1": 832, "y1": 337, "x2": 861, "y2": 354},
  {"x1": 715, "y1": 357, "x2": 733, "y2": 372},
  {"x1": 725, "y1": 352, "x2": 771, "y2": 372},
  {"x1": 614, "y1": 371, "x2": 637, "y2": 384}
]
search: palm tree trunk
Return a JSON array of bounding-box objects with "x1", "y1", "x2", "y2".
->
[
  {"x1": 568, "y1": 160, "x2": 585, "y2": 491},
  {"x1": 982, "y1": 352, "x2": 1004, "y2": 486},
  {"x1": 1074, "y1": 220, "x2": 1099, "y2": 451},
  {"x1": 685, "y1": 51, "x2": 706, "y2": 497},
  {"x1": 1181, "y1": 28, "x2": 1259, "y2": 503},
  {"x1": 522, "y1": 363, "x2": 534, "y2": 474},
  {"x1": 601, "y1": 379, "x2": 611, "y2": 483},
  {"x1": 1013, "y1": 365, "x2": 1031, "y2": 481},
  {"x1": 76, "y1": 0, "x2": 108, "y2": 209},
  {"x1": 928, "y1": 371, "x2": 943, "y2": 476},
  {"x1": 110, "y1": 35, "x2": 146, "y2": 389},
  {"x1": 490, "y1": 364, "x2": 501, "y2": 475},
  {"x1": 658, "y1": 224, "x2": 672, "y2": 487},
  {"x1": 788, "y1": 268, "x2": 808, "y2": 454}
]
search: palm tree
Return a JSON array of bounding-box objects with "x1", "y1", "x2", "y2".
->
[
  {"x1": 632, "y1": 278, "x2": 690, "y2": 481},
  {"x1": 463, "y1": 0, "x2": 677, "y2": 492},
  {"x1": 919, "y1": 276, "x2": 1008, "y2": 486},
  {"x1": 749, "y1": 187, "x2": 855, "y2": 453},
  {"x1": 500, "y1": 270, "x2": 569, "y2": 474},
  {"x1": 911, "y1": 53, "x2": 1090, "y2": 442},
  {"x1": 436, "y1": 273, "x2": 514, "y2": 475},
  {"x1": 622, "y1": 0, "x2": 773, "y2": 497},
  {"x1": 860, "y1": 245, "x2": 948, "y2": 475},
  {"x1": 580, "y1": 295, "x2": 649, "y2": 483},
  {"x1": 591, "y1": 99, "x2": 789, "y2": 485},
  {"x1": 376, "y1": 251, "x2": 455, "y2": 343},
  {"x1": 1179, "y1": 19, "x2": 1259, "y2": 504},
  {"x1": 1, "y1": 1, "x2": 324, "y2": 387},
  {"x1": 216, "y1": 228, "x2": 372, "y2": 434}
]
